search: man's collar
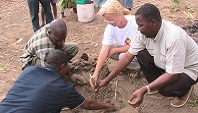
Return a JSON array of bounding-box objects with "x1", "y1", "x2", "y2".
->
[
  {"x1": 153, "y1": 20, "x2": 164, "y2": 42},
  {"x1": 45, "y1": 25, "x2": 56, "y2": 48}
]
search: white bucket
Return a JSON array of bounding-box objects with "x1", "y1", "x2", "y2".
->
[{"x1": 77, "y1": 3, "x2": 94, "y2": 22}]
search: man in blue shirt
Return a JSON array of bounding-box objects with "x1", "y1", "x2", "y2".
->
[{"x1": 0, "y1": 50, "x2": 115, "y2": 113}]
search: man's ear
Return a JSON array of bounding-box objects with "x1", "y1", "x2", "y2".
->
[
  {"x1": 48, "y1": 29, "x2": 51, "y2": 34},
  {"x1": 61, "y1": 64, "x2": 69, "y2": 71},
  {"x1": 61, "y1": 64, "x2": 65, "y2": 69},
  {"x1": 151, "y1": 18, "x2": 157, "y2": 25}
]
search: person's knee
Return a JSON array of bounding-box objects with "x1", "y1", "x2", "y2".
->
[
  {"x1": 158, "y1": 87, "x2": 180, "y2": 97},
  {"x1": 158, "y1": 88, "x2": 170, "y2": 97},
  {"x1": 158, "y1": 87, "x2": 189, "y2": 98},
  {"x1": 68, "y1": 44, "x2": 79, "y2": 57},
  {"x1": 73, "y1": 44, "x2": 79, "y2": 55},
  {"x1": 63, "y1": 44, "x2": 79, "y2": 61},
  {"x1": 118, "y1": 53, "x2": 125, "y2": 59}
]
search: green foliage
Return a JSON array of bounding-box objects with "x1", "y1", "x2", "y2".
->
[
  {"x1": 172, "y1": 0, "x2": 181, "y2": 4},
  {"x1": 186, "y1": 98, "x2": 198, "y2": 109},
  {"x1": 170, "y1": 0, "x2": 181, "y2": 12},
  {"x1": 0, "y1": 63, "x2": 5, "y2": 70},
  {"x1": 168, "y1": 15, "x2": 173, "y2": 19},
  {"x1": 185, "y1": 2, "x2": 195, "y2": 13},
  {"x1": 170, "y1": 0, "x2": 195, "y2": 19},
  {"x1": 170, "y1": 3, "x2": 180, "y2": 12},
  {"x1": 186, "y1": 14, "x2": 193, "y2": 20}
]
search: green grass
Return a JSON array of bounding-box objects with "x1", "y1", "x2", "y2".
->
[
  {"x1": 0, "y1": 63, "x2": 5, "y2": 70},
  {"x1": 186, "y1": 98, "x2": 198, "y2": 109},
  {"x1": 185, "y1": 2, "x2": 195, "y2": 13},
  {"x1": 172, "y1": 0, "x2": 180, "y2": 4}
]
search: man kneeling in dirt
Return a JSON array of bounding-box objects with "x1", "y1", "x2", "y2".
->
[
  {"x1": 0, "y1": 50, "x2": 116, "y2": 113},
  {"x1": 95, "y1": 3, "x2": 198, "y2": 108},
  {"x1": 20, "y1": 18, "x2": 81, "y2": 84}
]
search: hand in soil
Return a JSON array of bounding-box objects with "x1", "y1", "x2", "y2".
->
[
  {"x1": 90, "y1": 77, "x2": 108, "y2": 92},
  {"x1": 90, "y1": 74, "x2": 99, "y2": 91},
  {"x1": 128, "y1": 87, "x2": 146, "y2": 108},
  {"x1": 96, "y1": 79, "x2": 108, "y2": 90}
]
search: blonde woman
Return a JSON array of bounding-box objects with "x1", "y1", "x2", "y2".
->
[
  {"x1": 90, "y1": 0, "x2": 140, "y2": 89},
  {"x1": 95, "y1": 0, "x2": 133, "y2": 10}
]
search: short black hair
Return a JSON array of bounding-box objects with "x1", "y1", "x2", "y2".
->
[
  {"x1": 45, "y1": 50, "x2": 68, "y2": 68},
  {"x1": 135, "y1": 3, "x2": 162, "y2": 22}
]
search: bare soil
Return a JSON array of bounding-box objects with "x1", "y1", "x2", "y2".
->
[{"x1": 0, "y1": 0, "x2": 198, "y2": 113}]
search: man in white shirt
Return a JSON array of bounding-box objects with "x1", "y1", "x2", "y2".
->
[{"x1": 96, "y1": 3, "x2": 198, "y2": 108}]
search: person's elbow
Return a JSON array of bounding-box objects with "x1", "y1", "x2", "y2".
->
[{"x1": 124, "y1": 51, "x2": 135, "y2": 62}]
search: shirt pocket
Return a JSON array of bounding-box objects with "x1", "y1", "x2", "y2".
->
[{"x1": 160, "y1": 53, "x2": 166, "y2": 63}]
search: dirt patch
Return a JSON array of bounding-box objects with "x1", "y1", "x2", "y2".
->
[
  {"x1": 182, "y1": 20, "x2": 198, "y2": 44},
  {"x1": 0, "y1": 0, "x2": 198, "y2": 113}
]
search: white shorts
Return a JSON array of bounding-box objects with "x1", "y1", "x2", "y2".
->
[{"x1": 110, "y1": 41, "x2": 140, "y2": 70}]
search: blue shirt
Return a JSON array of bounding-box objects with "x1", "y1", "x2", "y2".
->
[{"x1": 0, "y1": 66, "x2": 85, "y2": 113}]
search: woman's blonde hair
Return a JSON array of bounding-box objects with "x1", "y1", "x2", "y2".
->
[{"x1": 97, "y1": 0, "x2": 131, "y2": 17}]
